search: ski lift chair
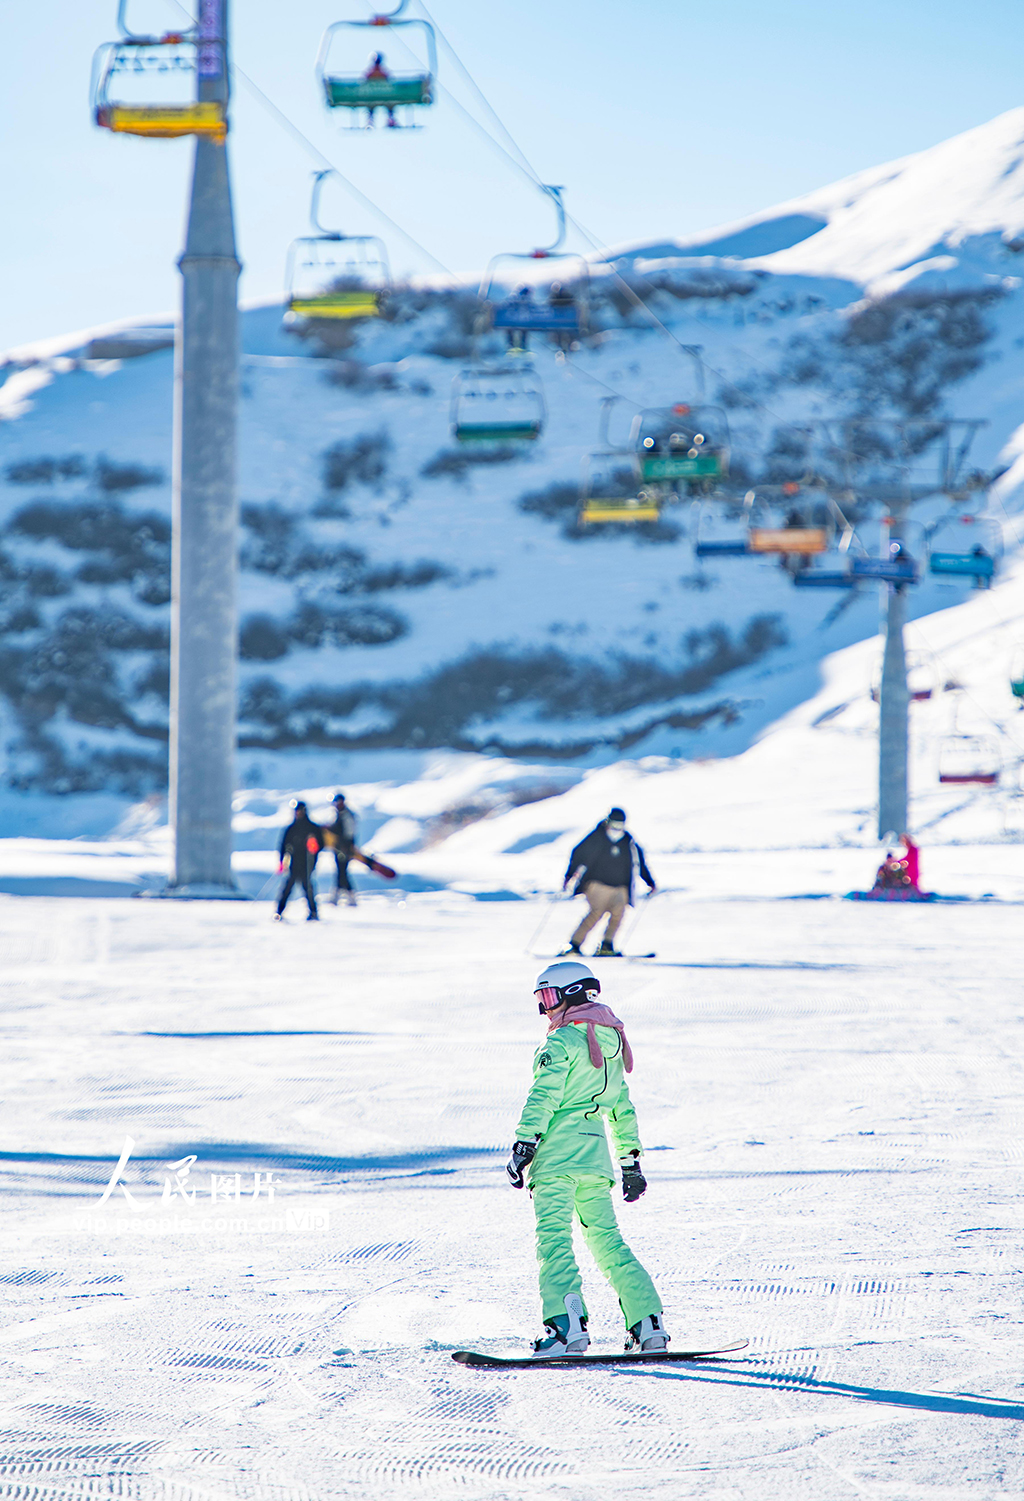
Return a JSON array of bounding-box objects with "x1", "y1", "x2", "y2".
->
[
  {"x1": 928, "y1": 512, "x2": 1000, "y2": 587},
  {"x1": 938, "y1": 734, "x2": 1001, "y2": 785},
  {"x1": 284, "y1": 171, "x2": 390, "y2": 325},
  {"x1": 748, "y1": 527, "x2": 827, "y2": 556},
  {"x1": 450, "y1": 363, "x2": 546, "y2": 443},
  {"x1": 578, "y1": 453, "x2": 660, "y2": 525},
  {"x1": 906, "y1": 651, "x2": 936, "y2": 702},
  {"x1": 92, "y1": 31, "x2": 227, "y2": 140},
  {"x1": 316, "y1": 5, "x2": 437, "y2": 125},
  {"x1": 792, "y1": 569, "x2": 855, "y2": 587},
  {"x1": 481, "y1": 188, "x2": 589, "y2": 343},
  {"x1": 633, "y1": 404, "x2": 731, "y2": 486},
  {"x1": 692, "y1": 497, "x2": 753, "y2": 558},
  {"x1": 850, "y1": 543, "x2": 919, "y2": 585},
  {"x1": 870, "y1": 650, "x2": 936, "y2": 705}
]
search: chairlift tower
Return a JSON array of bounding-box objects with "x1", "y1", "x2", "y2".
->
[
  {"x1": 813, "y1": 419, "x2": 987, "y2": 840},
  {"x1": 169, "y1": 0, "x2": 240, "y2": 891},
  {"x1": 877, "y1": 498, "x2": 910, "y2": 839},
  {"x1": 711, "y1": 417, "x2": 989, "y2": 838}
]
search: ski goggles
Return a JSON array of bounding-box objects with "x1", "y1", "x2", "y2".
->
[{"x1": 535, "y1": 979, "x2": 594, "y2": 1014}]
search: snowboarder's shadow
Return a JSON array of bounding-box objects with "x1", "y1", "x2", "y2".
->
[{"x1": 615, "y1": 1362, "x2": 1024, "y2": 1421}]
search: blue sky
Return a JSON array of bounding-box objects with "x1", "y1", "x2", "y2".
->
[{"x1": 3, "y1": 0, "x2": 1022, "y2": 348}]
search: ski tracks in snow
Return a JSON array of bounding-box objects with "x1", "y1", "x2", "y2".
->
[{"x1": 1, "y1": 890, "x2": 1024, "y2": 1498}]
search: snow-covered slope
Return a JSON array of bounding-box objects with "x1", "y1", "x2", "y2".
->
[
  {"x1": 2, "y1": 110, "x2": 1024, "y2": 824},
  {"x1": 5, "y1": 543, "x2": 1023, "y2": 900}
]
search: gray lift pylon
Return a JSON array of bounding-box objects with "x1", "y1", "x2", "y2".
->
[
  {"x1": 877, "y1": 543, "x2": 909, "y2": 838},
  {"x1": 169, "y1": 0, "x2": 241, "y2": 892}
]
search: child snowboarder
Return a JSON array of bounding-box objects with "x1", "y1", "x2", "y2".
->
[{"x1": 506, "y1": 959, "x2": 669, "y2": 1357}]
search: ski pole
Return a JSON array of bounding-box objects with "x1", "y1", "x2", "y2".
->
[
  {"x1": 618, "y1": 887, "x2": 657, "y2": 952},
  {"x1": 254, "y1": 871, "x2": 278, "y2": 901},
  {"x1": 524, "y1": 891, "x2": 562, "y2": 956},
  {"x1": 524, "y1": 868, "x2": 582, "y2": 957}
]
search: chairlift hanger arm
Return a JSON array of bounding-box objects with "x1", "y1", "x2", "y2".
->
[
  {"x1": 310, "y1": 169, "x2": 345, "y2": 238},
  {"x1": 533, "y1": 186, "x2": 567, "y2": 257},
  {"x1": 117, "y1": 0, "x2": 193, "y2": 42},
  {"x1": 315, "y1": 12, "x2": 438, "y2": 83},
  {"x1": 946, "y1": 419, "x2": 988, "y2": 489}
]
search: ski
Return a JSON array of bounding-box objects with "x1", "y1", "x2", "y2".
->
[
  {"x1": 540, "y1": 952, "x2": 657, "y2": 961},
  {"x1": 452, "y1": 1339, "x2": 747, "y2": 1368}
]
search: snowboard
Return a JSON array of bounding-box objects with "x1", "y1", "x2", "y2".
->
[
  {"x1": 452, "y1": 1339, "x2": 747, "y2": 1368},
  {"x1": 353, "y1": 849, "x2": 397, "y2": 880}
]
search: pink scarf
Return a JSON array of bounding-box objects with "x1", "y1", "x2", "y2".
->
[{"x1": 548, "y1": 1001, "x2": 633, "y2": 1073}]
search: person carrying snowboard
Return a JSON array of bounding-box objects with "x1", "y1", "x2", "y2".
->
[
  {"x1": 275, "y1": 800, "x2": 324, "y2": 922},
  {"x1": 562, "y1": 807, "x2": 656, "y2": 957},
  {"x1": 506, "y1": 959, "x2": 669, "y2": 1357},
  {"x1": 326, "y1": 791, "x2": 358, "y2": 907}
]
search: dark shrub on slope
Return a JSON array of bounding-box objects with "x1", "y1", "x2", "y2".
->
[
  {"x1": 0, "y1": 608, "x2": 167, "y2": 732},
  {"x1": 5, "y1": 455, "x2": 87, "y2": 484},
  {"x1": 238, "y1": 614, "x2": 786, "y2": 750},
  {"x1": 9, "y1": 499, "x2": 171, "y2": 605},
  {"x1": 322, "y1": 430, "x2": 391, "y2": 492}
]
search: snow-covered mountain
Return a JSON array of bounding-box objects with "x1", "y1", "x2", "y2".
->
[
  {"x1": 2, "y1": 109, "x2": 1024, "y2": 827},
  {"x1": 614, "y1": 107, "x2": 1024, "y2": 293}
]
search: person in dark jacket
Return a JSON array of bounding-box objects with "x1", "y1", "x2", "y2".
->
[
  {"x1": 327, "y1": 791, "x2": 358, "y2": 908},
  {"x1": 275, "y1": 800, "x2": 325, "y2": 922},
  {"x1": 561, "y1": 807, "x2": 656, "y2": 957}
]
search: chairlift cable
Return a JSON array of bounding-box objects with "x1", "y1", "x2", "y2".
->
[
  {"x1": 164, "y1": 0, "x2": 454, "y2": 275},
  {"x1": 412, "y1": 10, "x2": 969, "y2": 467},
  {"x1": 538, "y1": 348, "x2": 646, "y2": 409},
  {"x1": 413, "y1": 1, "x2": 545, "y2": 188},
  {"x1": 231, "y1": 67, "x2": 454, "y2": 273},
  {"x1": 405, "y1": 2, "x2": 801, "y2": 423}
]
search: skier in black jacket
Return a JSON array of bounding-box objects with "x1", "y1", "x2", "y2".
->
[
  {"x1": 275, "y1": 801, "x2": 325, "y2": 922},
  {"x1": 561, "y1": 807, "x2": 655, "y2": 957}
]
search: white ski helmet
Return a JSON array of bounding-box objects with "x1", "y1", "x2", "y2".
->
[{"x1": 534, "y1": 959, "x2": 600, "y2": 1014}]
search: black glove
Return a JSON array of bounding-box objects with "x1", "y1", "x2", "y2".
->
[
  {"x1": 621, "y1": 1156, "x2": 647, "y2": 1202},
  {"x1": 506, "y1": 1139, "x2": 538, "y2": 1189}
]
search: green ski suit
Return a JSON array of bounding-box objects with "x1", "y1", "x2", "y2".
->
[{"x1": 514, "y1": 1018, "x2": 662, "y2": 1329}]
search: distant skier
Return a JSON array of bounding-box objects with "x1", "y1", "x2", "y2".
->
[
  {"x1": 561, "y1": 807, "x2": 656, "y2": 957},
  {"x1": 505, "y1": 959, "x2": 669, "y2": 1357},
  {"x1": 275, "y1": 800, "x2": 324, "y2": 922},
  {"x1": 848, "y1": 831, "x2": 933, "y2": 903},
  {"x1": 871, "y1": 850, "x2": 907, "y2": 892},
  {"x1": 326, "y1": 791, "x2": 358, "y2": 907},
  {"x1": 870, "y1": 834, "x2": 922, "y2": 894},
  {"x1": 363, "y1": 52, "x2": 397, "y2": 128}
]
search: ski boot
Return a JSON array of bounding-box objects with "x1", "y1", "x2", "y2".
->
[
  {"x1": 596, "y1": 941, "x2": 623, "y2": 957},
  {"x1": 532, "y1": 1294, "x2": 589, "y2": 1358},
  {"x1": 346, "y1": 892, "x2": 358, "y2": 907},
  {"x1": 307, "y1": 911, "x2": 319, "y2": 922},
  {"x1": 625, "y1": 1313, "x2": 669, "y2": 1353},
  {"x1": 330, "y1": 890, "x2": 339, "y2": 907},
  {"x1": 558, "y1": 943, "x2": 582, "y2": 957}
]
